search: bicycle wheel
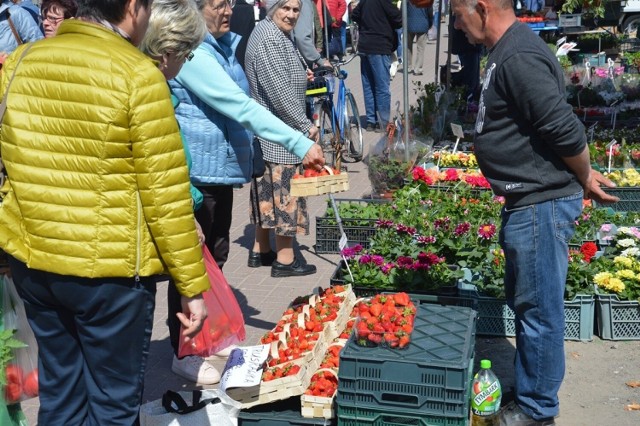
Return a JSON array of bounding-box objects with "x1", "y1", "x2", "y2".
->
[
  {"x1": 341, "y1": 91, "x2": 363, "y2": 163},
  {"x1": 318, "y1": 102, "x2": 338, "y2": 167}
]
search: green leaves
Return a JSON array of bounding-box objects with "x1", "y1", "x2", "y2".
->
[{"x1": 0, "y1": 329, "x2": 27, "y2": 386}]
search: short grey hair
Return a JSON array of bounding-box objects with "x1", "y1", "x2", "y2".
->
[
  {"x1": 139, "y1": 0, "x2": 207, "y2": 59},
  {"x1": 267, "y1": 0, "x2": 301, "y2": 18}
]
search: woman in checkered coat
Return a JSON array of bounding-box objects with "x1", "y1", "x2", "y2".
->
[{"x1": 245, "y1": 0, "x2": 320, "y2": 278}]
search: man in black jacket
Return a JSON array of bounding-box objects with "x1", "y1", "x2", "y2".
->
[
  {"x1": 351, "y1": 0, "x2": 401, "y2": 132},
  {"x1": 451, "y1": 0, "x2": 617, "y2": 425}
]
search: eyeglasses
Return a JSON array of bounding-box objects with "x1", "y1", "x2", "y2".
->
[
  {"x1": 186, "y1": 52, "x2": 194, "y2": 61},
  {"x1": 212, "y1": 0, "x2": 235, "y2": 12},
  {"x1": 43, "y1": 14, "x2": 64, "y2": 24}
]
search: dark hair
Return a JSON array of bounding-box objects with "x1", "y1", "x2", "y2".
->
[
  {"x1": 75, "y1": 0, "x2": 151, "y2": 23},
  {"x1": 41, "y1": 0, "x2": 79, "y2": 19}
]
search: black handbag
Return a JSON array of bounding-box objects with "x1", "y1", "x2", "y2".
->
[{"x1": 252, "y1": 137, "x2": 266, "y2": 178}]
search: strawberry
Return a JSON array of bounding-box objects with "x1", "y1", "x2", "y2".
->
[
  {"x1": 399, "y1": 335, "x2": 411, "y2": 348},
  {"x1": 369, "y1": 302, "x2": 383, "y2": 317},
  {"x1": 367, "y1": 333, "x2": 382, "y2": 344},
  {"x1": 393, "y1": 292, "x2": 411, "y2": 306}
]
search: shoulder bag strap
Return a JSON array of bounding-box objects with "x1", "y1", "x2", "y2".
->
[
  {"x1": 7, "y1": 13, "x2": 24, "y2": 46},
  {"x1": 161, "y1": 390, "x2": 221, "y2": 415},
  {"x1": 1, "y1": 44, "x2": 33, "y2": 184},
  {"x1": 0, "y1": 44, "x2": 33, "y2": 123}
]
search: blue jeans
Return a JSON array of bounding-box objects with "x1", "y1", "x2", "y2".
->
[
  {"x1": 340, "y1": 22, "x2": 347, "y2": 53},
  {"x1": 395, "y1": 29, "x2": 403, "y2": 60},
  {"x1": 360, "y1": 53, "x2": 392, "y2": 125},
  {"x1": 499, "y1": 192, "x2": 583, "y2": 420},
  {"x1": 9, "y1": 256, "x2": 157, "y2": 426}
]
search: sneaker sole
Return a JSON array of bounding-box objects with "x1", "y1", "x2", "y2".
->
[{"x1": 171, "y1": 364, "x2": 220, "y2": 385}]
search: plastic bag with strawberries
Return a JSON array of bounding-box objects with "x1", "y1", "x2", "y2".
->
[
  {"x1": 178, "y1": 246, "x2": 246, "y2": 358},
  {"x1": 1, "y1": 275, "x2": 39, "y2": 405}
]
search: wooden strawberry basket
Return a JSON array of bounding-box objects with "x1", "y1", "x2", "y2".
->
[
  {"x1": 290, "y1": 166, "x2": 349, "y2": 197},
  {"x1": 300, "y1": 368, "x2": 339, "y2": 419}
]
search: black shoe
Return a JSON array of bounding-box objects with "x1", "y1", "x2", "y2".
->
[
  {"x1": 365, "y1": 122, "x2": 381, "y2": 132},
  {"x1": 271, "y1": 258, "x2": 317, "y2": 277},
  {"x1": 247, "y1": 250, "x2": 277, "y2": 268}
]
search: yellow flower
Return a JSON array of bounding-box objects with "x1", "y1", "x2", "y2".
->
[
  {"x1": 616, "y1": 269, "x2": 636, "y2": 280},
  {"x1": 605, "y1": 278, "x2": 625, "y2": 293},
  {"x1": 614, "y1": 256, "x2": 633, "y2": 268},
  {"x1": 594, "y1": 271, "x2": 613, "y2": 286}
]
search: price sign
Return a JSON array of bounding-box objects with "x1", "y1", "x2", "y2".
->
[
  {"x1": 451, "y1": 123, "x2": 465, "y2": 139},
  {"x1": 338, "y1": 232, "x2": 348, "y2": 251},
  {"x1": 587, "y1": 123, "x2": 597, "y2": 144}
]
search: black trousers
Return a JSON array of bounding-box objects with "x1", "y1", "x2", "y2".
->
[{"x1": 9, "y1": 256, "x2": 156, "y2": 425}]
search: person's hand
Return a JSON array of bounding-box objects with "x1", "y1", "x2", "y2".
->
[
  {"x1": 194, "y1": 218, "x2": 205, "y2": 245},
  {"x1": 306, "y1": 68, "x2": 314, "y2": 82},
  {"x1": 308, "y1": 125, "x2": 320, "y2": 143},
  {"x1": 177, "y1": 294, "x2": 208, "y2": 341},
  {"x1": 583, "y1": 169, "x2": 620, "y2": 205},
  {"x1": 302, "y1": 143, "x2": 325, "y2": 171}
]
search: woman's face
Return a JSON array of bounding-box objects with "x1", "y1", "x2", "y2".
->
[
  {"x1": 42, "y1": 4, "x2": 66, "y2": 38},
  {"x1": 203, "y1": 0, "x2": 234, "y2": 39},
  {"x1": 272, "y1": 0, "x2": 301, "y2": 35}
]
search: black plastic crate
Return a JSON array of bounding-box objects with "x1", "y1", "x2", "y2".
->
[
  {"x1": 315, "y1": 198, "x2": 388, "y2": 254},
  {"x1": 330, "y1": 261, "x2": 477, "y2": 309},
  {"x1": 239, "y1": 397, "x2": 336, "y2": 425},
  {"x1": 336, "y1": 304, "x2": 476, "y2": 419}
]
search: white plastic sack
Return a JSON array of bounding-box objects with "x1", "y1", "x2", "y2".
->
[{"x1": 139, "y1": 389, "x2": 240, "y2": 426}]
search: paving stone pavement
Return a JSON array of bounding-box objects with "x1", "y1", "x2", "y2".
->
[{"x1": 21, "y1": 24, "x2": 640, "y2": 426}]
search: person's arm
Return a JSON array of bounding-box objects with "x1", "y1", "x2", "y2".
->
[
  {"x1": 334, "y1": 0, "x2": 347, "y2": 28},
  {"x1": 11, "y1": 7, "x2": 43, "y2": 43},
  {"x1": 293, "y1": 0, "x2": 325, "y2": 66},
  {"x1": 501, "y1": 52, "x2": 618, "y2": 204},
  {"x1": 129, "y1": 64, "x2": 210, "y2": 299},
  {"x1": 351, "y1": 0, "x2": 362, "y2": 23},
  {"x1": 383, "y1": 0, "x2": 402, "y2": 28},
  {"x1": 562, "y1": 147, "x2": 619, "y2": 204},
  {"x1": 175, "y1": 46, "x2": 314, "y2": 159}
]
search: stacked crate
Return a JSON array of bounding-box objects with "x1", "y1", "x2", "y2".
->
[{"x1": 335, "y1": 304, "x2": 476, "y2": 426}]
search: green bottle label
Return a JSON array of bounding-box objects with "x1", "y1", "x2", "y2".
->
[{"x1": 472, "y1": 380, "x2": 501, "y2": 416}]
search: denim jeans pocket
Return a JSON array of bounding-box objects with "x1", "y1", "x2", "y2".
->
[{"x1": 553, "y1": 191, "x2": 583, "y2": 243}]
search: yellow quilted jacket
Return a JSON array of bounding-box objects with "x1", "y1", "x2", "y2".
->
[{"x1": 0, "y1": 21, "x2": 209, "y2": 297}]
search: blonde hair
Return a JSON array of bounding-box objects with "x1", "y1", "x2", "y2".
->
[{"x1": 139, "y1": 0, "x2": 207, "y2": 60}]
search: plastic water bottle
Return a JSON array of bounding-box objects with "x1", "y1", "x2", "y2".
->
[{"x1": 471, "y1": 359, "x2": 502, "y2": 426}]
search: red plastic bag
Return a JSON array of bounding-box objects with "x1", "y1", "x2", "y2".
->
[{"x1": 178, "y1": 247, "x2": 246, "y2": 358}]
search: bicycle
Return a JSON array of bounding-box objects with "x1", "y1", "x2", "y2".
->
[{"x1": 306, "y1": 55, "x2": 364, "y2": 168}]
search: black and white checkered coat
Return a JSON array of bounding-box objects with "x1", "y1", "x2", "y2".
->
[{"x1": 245, "y1": 17, "x2": 313, "y2": 165}]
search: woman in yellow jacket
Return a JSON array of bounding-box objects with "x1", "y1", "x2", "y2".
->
[{"x1": 0, "y1": 0, "x2": 209, "y2": 424}]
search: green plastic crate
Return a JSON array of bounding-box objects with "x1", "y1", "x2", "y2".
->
[
  {"x1": 459, "y1": 283, "x2": 595, "y2": 341},
  {"x1": 595, "y1": 289, "x2": 640, "y2": 340},
  {"x1": 238, "y1": 397, "x2": 336, "y2": 425},
  {"x1": 336, "y1": 304, "x2": 475, "y2": 419},
  {"x1": 336, "y1": 403, "x2": 468, "y2": 426}
]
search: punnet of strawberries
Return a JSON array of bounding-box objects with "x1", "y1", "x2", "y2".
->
[
  {"x1": 262, "y1": 362, "x2": 302, "y2": 382},
  {"x1": 354, "y1": 292, "x2": 416, "y2": 349},
  {"x1": 304, "y1": 370, "x2": 338, "y2": 398}
]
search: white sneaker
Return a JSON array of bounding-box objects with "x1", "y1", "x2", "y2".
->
[
  {"x1": 390, "y1": 60, "x2": 398, "y2": 78},
  {"x1": 171, "y1": 355, "x2": 221, "y2": 385},
  {"x1": 207, "y1": 344, "x2": 239, "y2": 360}
]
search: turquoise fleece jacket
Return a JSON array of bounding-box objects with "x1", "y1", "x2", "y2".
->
[{"x1": 170, "y1": 32, "x2": 313, "y2": 186}]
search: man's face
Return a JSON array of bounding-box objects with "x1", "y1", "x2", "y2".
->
[{"x1": 452, "y1": 0, "x2": 485, "y2": 46}]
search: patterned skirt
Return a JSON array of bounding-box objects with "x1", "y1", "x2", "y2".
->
[{"x1": 250, "y1": 162, "x2": 309, "y2": 237}]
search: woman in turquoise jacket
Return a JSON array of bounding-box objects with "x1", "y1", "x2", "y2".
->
[{"x1": 169, "y1": 0, "x2": 323, "y2": 275}]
